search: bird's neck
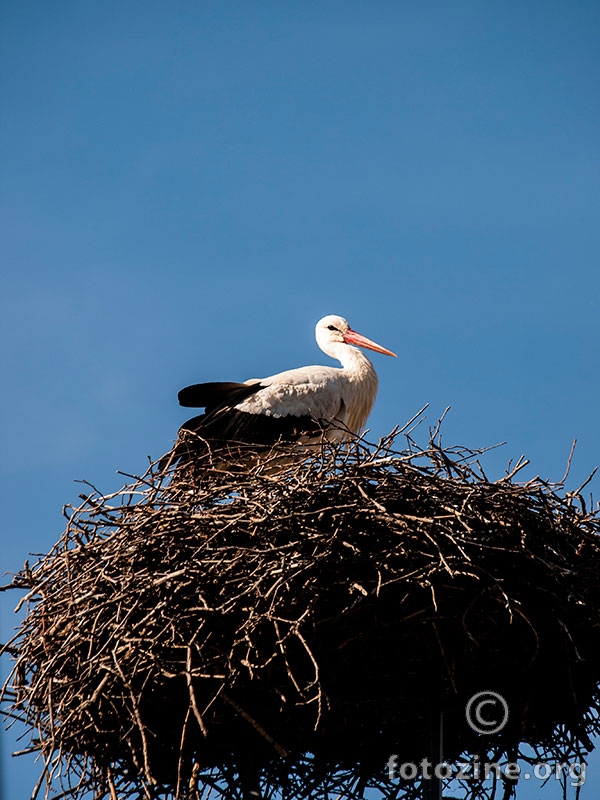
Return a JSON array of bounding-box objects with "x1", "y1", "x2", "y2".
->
[
  {"x1": 328, "y1": 343, "x2": 379, "y2": 434},
  {"x1": 336, "y1": 344, "x2": 372, "y2": 374},
  {"x1": 324, "y1": 343, "x2": 378, "y2": 384}
]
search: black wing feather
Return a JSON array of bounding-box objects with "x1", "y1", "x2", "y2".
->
[
  {"x1": 178, "y1": 381, "x2": 262, "y2": 410},
  {"x1": 180, "y1": 407, "x2": 322, "y2": 444}
]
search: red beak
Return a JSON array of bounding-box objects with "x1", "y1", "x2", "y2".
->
[{"x1": 343, "y1": 328, "x2": 397, "y2": 357}]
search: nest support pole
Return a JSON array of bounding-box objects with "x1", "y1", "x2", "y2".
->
[{"x1": 423, "y1": 702, "x2": 443, "y2": 800}]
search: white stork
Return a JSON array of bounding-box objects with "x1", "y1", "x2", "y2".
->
[{"x1": 168, "y1": 315, "x2": 396, "y2": 465}]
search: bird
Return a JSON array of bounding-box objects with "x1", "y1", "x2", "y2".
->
[{"x1": 163, "y1": 314, "x2": 396, "y2": 469}]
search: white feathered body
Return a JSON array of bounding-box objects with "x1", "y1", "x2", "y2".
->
[{"x1": 237, "y1": 347, "x2": 379, "y2": 439}]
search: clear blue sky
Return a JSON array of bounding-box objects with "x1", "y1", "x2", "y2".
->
[{"x1": 1, "y1": 2, "x2": 599, "y2": 798}]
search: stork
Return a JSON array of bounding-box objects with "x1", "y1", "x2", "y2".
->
[{"x1": 166, "y1": 315, "x2": 396, "y2": 466}]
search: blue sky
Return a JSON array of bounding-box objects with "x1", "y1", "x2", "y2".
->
[{"x1": 1, "y1": 2, "x2": 599, "y2": 798}]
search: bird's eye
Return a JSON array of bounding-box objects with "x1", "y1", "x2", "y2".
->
[{"x1": 327, "y1": 325, "x2": 339, "y2": 332}]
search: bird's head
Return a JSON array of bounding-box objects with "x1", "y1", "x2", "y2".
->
[{"x1": 315, "y1": 315, "x2": 397, "y2": 357}]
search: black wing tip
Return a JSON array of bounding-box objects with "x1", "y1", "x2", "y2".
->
[
  {"x1": 178, "y1": 381, "x2": 264, "y2": 409},
  {"x1": 178, "y1": 385, "x2": 203, "y2": 407}
]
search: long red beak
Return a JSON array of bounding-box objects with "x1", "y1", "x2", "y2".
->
[{"x1": 343, "y1": 328, "x2": 397, "y2": 357}]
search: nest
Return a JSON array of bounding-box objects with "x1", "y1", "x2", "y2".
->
[{"x1": 2, "y1": 423, "x2": 600, "y2": 800}]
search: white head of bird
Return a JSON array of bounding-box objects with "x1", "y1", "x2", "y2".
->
[{"x1": 315, "y1": 314, "x2": 397, "y2": 364}]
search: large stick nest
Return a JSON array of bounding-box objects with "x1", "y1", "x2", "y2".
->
[{"x1": 2, "y1": 423, "x2": 600, "y2": 800}]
